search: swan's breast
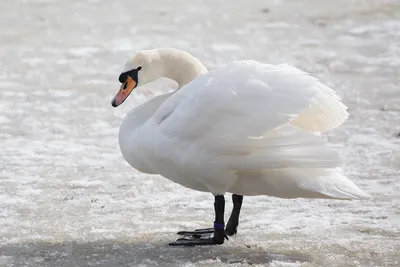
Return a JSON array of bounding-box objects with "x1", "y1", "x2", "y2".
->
[{"x1": 118, "y1": 113, "x2": 158, "y2": 174}]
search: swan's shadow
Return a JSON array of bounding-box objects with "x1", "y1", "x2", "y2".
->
[{"x1": 1, "y1": 240, "x2": 311, "y2": 266}]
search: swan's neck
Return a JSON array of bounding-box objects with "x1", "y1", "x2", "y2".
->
[
  {"x1": 118, "y1": 50, "x2": 207, "y2": 173},
  {"x1": 159, "y1": 49, "x2": 208, "y2": 88}
]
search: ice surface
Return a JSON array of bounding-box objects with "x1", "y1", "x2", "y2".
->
[{"x1": 0, "y1": 0, "x2": 399, "y2": 266}]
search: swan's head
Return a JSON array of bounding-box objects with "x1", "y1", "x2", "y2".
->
[
  {"x1": 111, "y1": 50, "x2": 163, "y2": 107},
  {"x1": 111, "y1": 48, "x2": 207, "y2": 107}
]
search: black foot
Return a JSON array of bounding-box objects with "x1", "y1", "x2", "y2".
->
[
  {"x1": 169, "y1": 237, "x2": 224, "y2": 246},
  {"x1": 170, "y1": 195, "x2": 228, "y2": 247},
  {"x1": 177, "y1": 226, "x2": 237, "y2": 237},
  {"x1": 171, "y1": 227, "x2": 227, "y2": 247},
  {"x1": 177, "y1": 228, "x2": 214, "y2": 238}
]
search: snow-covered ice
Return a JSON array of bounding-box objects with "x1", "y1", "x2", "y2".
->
[{"x1": 0, "y1": 0, "x2": 399, "y2": 266}]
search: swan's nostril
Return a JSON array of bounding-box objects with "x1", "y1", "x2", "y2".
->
[{"x1": 123, "y1": 82, "x2": 128, "y2": 90}]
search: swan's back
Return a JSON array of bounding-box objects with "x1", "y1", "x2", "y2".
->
[{"x1": 156, "y1": 61, "x2": 348, "y2": 141}]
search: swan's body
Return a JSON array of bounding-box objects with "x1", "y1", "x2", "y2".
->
[
  {"x1": 112, "y1": 48, "x2": 369, "y2": 246},
  {"x1": 116, "y1": 48, "x2": 367, "y2": 199}
]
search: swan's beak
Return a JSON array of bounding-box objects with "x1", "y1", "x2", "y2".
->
[{"x1": 111, "y1": 76, "x2": 137, "y2": 107}]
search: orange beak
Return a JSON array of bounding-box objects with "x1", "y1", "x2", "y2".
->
[{"x1": 111, "y1": 76, "x2": 137, "y2": 107}]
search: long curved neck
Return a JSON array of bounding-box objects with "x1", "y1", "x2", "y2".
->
[
  {"x1": 159, "y1": 49, "x2": 208, "y2": 88},
  {"x1": 118, "y1": 50, "x2": 208, "y2": 173},
  {"x1": 120, "y1": 50, "x2": 208, "y2": 134}
]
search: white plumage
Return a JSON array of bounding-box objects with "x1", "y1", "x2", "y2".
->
[{"x1": 115, "y1": 48, "x2": 369, "y2": 200}]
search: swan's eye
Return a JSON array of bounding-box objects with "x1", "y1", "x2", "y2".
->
[{"x1": 137, "y1": 66, "x2": 142, "y2": 71}]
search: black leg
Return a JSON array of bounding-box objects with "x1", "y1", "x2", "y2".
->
[
  {"x1": 176, "y1": 194, "x2": 244, "y2": 238},
  {"x1": 225, "y1": 194, "x2": 243, "y2": 236},
  {"x1": 169, "y1": 195, "x2": 227, "y2": 246}
]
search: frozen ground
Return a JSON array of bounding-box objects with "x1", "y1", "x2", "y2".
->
[{"x1": 0, "y1": 0, "x2": 399, "y2": 266}]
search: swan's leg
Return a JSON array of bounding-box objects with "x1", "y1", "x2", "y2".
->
[
  {"x1": 225, "y1": 194, "x2": 243, "y2": 236},
  {"x1": 176, "y1": 194, "x2": 244, "y2": 237},
  {"x1": 169, "y1": 195, "x2": 227, "y2": 246}
]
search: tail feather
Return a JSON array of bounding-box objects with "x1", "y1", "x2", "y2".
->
[
  {"x1": 231, "y1": 168, "x2": 370, "y2": 199},
  {"x1": 218, "y1": 124, "x2": 369, "y2": 199},
  {"x1": 293, "y1": 169, "x2": 370, "y2": 199}
]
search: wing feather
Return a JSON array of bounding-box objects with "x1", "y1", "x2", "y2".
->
[{"x1": 154, "y1": 61, "x2": 347, "y2": 152}]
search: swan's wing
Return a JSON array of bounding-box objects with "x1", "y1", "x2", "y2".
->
[
  {"x1": 153, "y1": 61, "x2": 348, "y2": 150},
  {"x1": 149, "y1": 61, "x2": 367, "y2": 199}
]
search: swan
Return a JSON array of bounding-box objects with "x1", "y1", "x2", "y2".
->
[{"x1": 111, "y1": 48, "x2": 369, "y2": 246}]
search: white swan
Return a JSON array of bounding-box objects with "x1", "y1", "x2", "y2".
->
[{"x1": 111, "y1": 48, "x2": 369, "y2": 246}]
